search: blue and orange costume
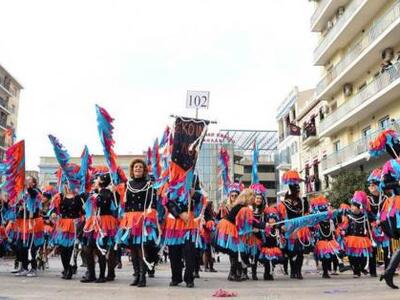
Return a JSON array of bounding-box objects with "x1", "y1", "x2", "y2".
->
[
  {"x1": 278, "y1": 170, "x2": 312, "y2": 280},
  {"x1": 342, "y1": 191, "x2": 373, "y2": 277},
  {"x1": 367, "y1": 168, "x2": 390, "y2": 277},
  {"x1": 311, "y1": 195, "x2": 340, "y2": 279},
  {"x1": 258, "y1": 206, "x2": 283, "y2": 280}
]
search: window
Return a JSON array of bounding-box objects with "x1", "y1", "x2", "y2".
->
[
  {"x1": 362, "y1": 126, "x2": 372, "y2": 139},
  {"x1": 244, "y1": 165, "x2": 252, "y2": 173},
  {"x1": 379, "y1": 116, "x2": 390, "y2": 129},
  {"x1": 333, "y1": 140, "x2": 341, "y2": 152},
  {"x1": 258, "y1": 165, "x2": 275, "y2": 173}
]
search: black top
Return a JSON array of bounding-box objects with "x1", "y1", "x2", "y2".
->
[
  {"x1": 125, "y1": 177, "x2": 156, "y2": 212},
  {"x1": 283, "y1": 194, "x2": 309, "y2": 219},
  {"x1": 263, "y1": 228, "x2": 279, "y2": 247},
  {"x1": 368, "y1": 194, "x2": 387, "y2": 222},
  {"x1": 97, "y1": 188, "x2": 119, "y2": 216},
  {"x1": 346, "y1": 212, "x2": 367, "y2": 237},
  {"x1": 60, "y1": 194, "x2": 84, "y2": 219},
  {"x1": 318, "y1": 220, "x2": 333, "y2": 241},
  {"x1": 225, "y1": 204, "x2": 244, "y2": 224}
]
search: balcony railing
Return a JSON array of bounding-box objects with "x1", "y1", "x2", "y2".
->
[
  {"x1": 303, "y1": 124, "x2": 317, "y2": 141},
  {"x1": 314, "y1": 0, "x2": 364, "y2": 62},
  {"x1": 316, "y1": 0, "x2": 400, "y2": 96},
  {"x1": 321, "y1": 119, "x2": 400, "y2": 172},
  {"x1": 0, "y1": 96, "x2": 9, "y2": 111},
  {"x1": 320, "y1": 61, "x2": 400, "y2": 134},
  {"x1": 310, "y1": 0, "x2": 331, "y2": 28}
]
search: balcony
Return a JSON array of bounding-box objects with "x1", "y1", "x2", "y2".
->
[
  {"x1": 321, "y1": 119, "x2": 400, "y2": 175},
  {"x1": 302, "y1": 122, "x2": 319, "y2": 147},
  {"x1": 319, "y1": 60, "x2": 400, "y2": 137},
  {"x1": 316, "y1": 0, "x2": 400, "y2": 100},
  {"x1": 311, "y1": 0, "x2": 349, "y2": 32},
  {"x1": 313, "y1": 0, "x2": 386, "y2": 66},
  {"x1": 275, "y1": 150, "x2": 291, "y2": 171},
  {"x1": 0, "y1": 96, "x2": 11, "y2": 114},
  {"x1": 0, "y1": 77, "x2": 13, "y2": 98},
  {"x1": 304, "y1": 175, "x2": 322, "y2": 195}
]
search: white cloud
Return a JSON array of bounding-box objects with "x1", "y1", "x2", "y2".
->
[{"x1": 0, "y1": 0, "x2": 319, "y2": 170}]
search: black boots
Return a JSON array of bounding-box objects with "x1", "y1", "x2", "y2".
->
[
  {"x1": 264, "y1": 272, "x2": 274, "y2": 281},
  {"x1": 251, "y1": 264, "x2": 258, "y2": 280},
  {"x1": 227, "y1": 263, "x2": 236, "y2": 281},
  {"x1": 130, "y1": 256, "x2": 140, "y2": 286},
  {"x1": 322, "y1": 260, "x2": 331, "y2": 279},
  {"x1": 380, "y1": 249, "x2": 400, "y2": 289},
  {"x1": 64, "y1": 265, "x2": 73, "y2": 280},
  {"x1": 137, "y1": 259, "x2": 146, "y2": 287}
]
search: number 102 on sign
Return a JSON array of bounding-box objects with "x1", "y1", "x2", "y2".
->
[{"x1": 186, "y1": 91, "x2": 210, "y2": 109}]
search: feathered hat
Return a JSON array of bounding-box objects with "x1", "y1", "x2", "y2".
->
[
  {"x1": 380, "y1": 159, "x2": 400, "y2": 192},
  {"x1": 282, "y1": 170, "x2": 302, "y2": 185},
  {"x1": 367, "y1": 168, "x2": 382, "y2": 184},
  {"x1": 249, "y1": 183, "x2": 267, "y2": 198},
  {"x1": 350, "y1": 190, "x2": 370, "y2": 212},
  {"x1": 264, "y1": 206, "x2": 280, "y2": 221},
  {"x1": 227, "y1": 182, "x2": 243, "y2": 195},
  {"x1": 368, "y1": 129, "x2": 400, "y2": 158},
  {"x1": 310, "y1": 194, "x2": 329, "y2": 213}
]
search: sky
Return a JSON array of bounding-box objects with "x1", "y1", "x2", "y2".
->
[{"x1": 0, "y1": 0, "x2": 320, "y2": 170}]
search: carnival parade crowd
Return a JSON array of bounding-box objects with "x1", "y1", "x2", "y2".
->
[
  {"x1": 0, "y1": 107, "x2": 399, "y2": 291},
  {"x1": 0, "y1": 158, "x2": 400, "y2": 289}
]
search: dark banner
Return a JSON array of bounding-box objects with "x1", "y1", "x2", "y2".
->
[{"x1": 171, "y1": 117, "x2": 208, "y2": 171}]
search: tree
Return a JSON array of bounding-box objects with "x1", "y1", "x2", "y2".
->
[{"x1": 327, "y1": 170, "x2": 368, "y2": 208}]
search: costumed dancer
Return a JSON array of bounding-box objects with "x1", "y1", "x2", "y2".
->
[
  {"x1": 258, "y1": 206, "x2": 283, "y2": 280},
  {"x1": 14, "y1": 177, "x2": 44, "y2": 277},
  {"x1": 200, "y1": 200, "x2": 217, "y2": 273},
  {"x1": 278, "y1": 170, "x2": 312, "y2": 280},
  {"x1": 249, "y1": 183, "x2": 267, "y2": 280},
  {"x1": 311, "y1": 195, "x2": 340, "y2": 279},
  {"x1": 342, "y1": 191, "x2": 373, "y2": 278},
  {"x1": 163, "y1": 174, "x2": 204, "y2": 288},
  {"x1": 116, "y1": 159, "x2": 158, "y2": 288},
  {"x1": 379, "y1": 159, "x2": 400, "y2": 289},
  {"x1": 216, "y1": 184, "x2": 242, "y2": 221},
  {"x1": 214, "y1": 188, "x2": 256, "y2": 282},
  {"x1": 51, "y1": 183, "x2": 85, "y2": 280},
  {"x1": 0, "y1": 193, "x2": 8, "y2": 257},
  {"x1": 38, "y1": 186, "x2": 56, "y2": 270},
  {"x1": 367, "y1": 168, "x2": 390, "y2": 277},
  {"x1": 81, "y1": 173, "x2": 119, "y2": 283}
]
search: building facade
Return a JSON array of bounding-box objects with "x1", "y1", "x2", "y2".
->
[
  {"x1": 0, "y1": 64, "x2": 23, "y2": 159},
  {"x1": 276, "y1": 87, "x2": 314, "y2": 196},
  {"x1": 309, "y1": 0, "x2": 400, "y2": 180},
  {"x1": 196, "y1": 130, "x2": 278, "y2": 205},
  {"x1": 38, "y1": 154, "x2": 145, "y2": 186}
]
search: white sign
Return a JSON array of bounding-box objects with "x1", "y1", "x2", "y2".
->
[{"x1": 186, "y1": 91, "x2": 210, "y2": 109}]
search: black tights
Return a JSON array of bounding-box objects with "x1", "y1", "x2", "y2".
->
[
  {"x1": 84, "y1": 246, "x2": 116, "y2": 279},
  {"x1": 288, "y1": 252, "x2": 304, "y2": 277},
  {"x1": 169, "y1": 240, "x2": 196, "y2": 284},
  {"x1": 60, "y1": 246, "x2": 74, "y2": 272},
  {"x1": 17, "y1": 240, "x2": 38, "y2": 271},
  {"x1": 321, "y1": 259, "x2": 331, "y2": 276}
]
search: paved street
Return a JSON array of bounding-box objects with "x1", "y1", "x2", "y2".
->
[{"x1": 0, "y1": 255, "x2": 399, "y2": 300}]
